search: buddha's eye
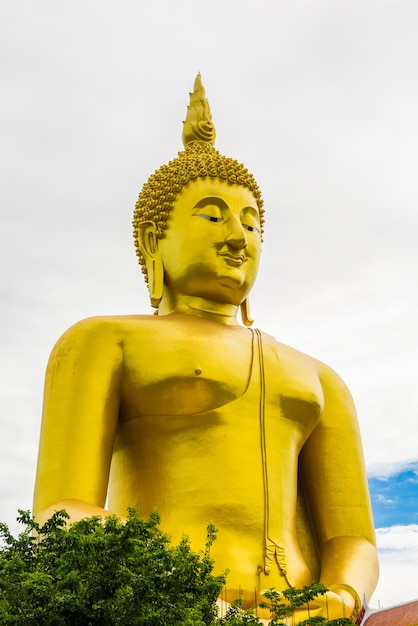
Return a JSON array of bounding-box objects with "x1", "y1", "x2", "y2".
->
[
  {"x1": 242, "y1": 223, "x2": 260, "y2": 233},
  {"x1": 195, "y1": 213, "x2": 223, "y2": 223}
]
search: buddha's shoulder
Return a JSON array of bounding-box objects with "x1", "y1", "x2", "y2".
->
[
  {"x1": 260, "y1": 330, "x2": 345, "y2": 389},
  {"x1": 52, "y1": 314, "x2": 157, "y2": 349},
  {"x1": 259, "y1": 330, "x2": 313, "y2": 365}
]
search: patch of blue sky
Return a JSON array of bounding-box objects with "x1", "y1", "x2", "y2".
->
[{"x1": 369, "y1": 465, "x2": 418, "y2": 528}]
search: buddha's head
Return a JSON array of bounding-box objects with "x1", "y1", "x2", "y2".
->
[{"x1": 133, "y1": 75, "x2": 264, "y2": 324}]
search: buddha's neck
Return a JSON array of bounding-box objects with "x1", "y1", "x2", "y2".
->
[{"x1": 158, "y1": 294, "x2": 240, "y2": 326}]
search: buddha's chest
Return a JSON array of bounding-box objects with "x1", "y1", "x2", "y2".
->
[
  {"x1": 119, "y1": 321, "x2": 323, "y2": 433},
  {"x1": 121, "y1": 324, "x2": 254, "y2": 416}
]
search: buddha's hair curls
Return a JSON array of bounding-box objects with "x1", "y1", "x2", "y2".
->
[{"x1": 133, "y1": 142, "x2": 264, "y2": 281}]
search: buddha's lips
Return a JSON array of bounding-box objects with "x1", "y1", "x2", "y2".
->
[{"x1": 218, "y1": 252, "x2": 247, "y2": 266}]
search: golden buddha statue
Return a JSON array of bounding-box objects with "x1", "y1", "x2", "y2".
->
[{"x1": 33, "y1": 75, "x2": 378, "y2": 622}]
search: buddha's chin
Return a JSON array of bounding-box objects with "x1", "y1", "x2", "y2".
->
[
  {"x1": 203, "y1": 284, "x2": 252, "y2": 307},
  {"x1": 215, "y1": 272, "x2": 255, "y2": 295},
  {"x1": 172, "y1": 273, "x2": 255, "y2": 308}
]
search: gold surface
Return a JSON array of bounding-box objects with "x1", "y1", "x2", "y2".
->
[{"x1": 33, "y1": 76, "x2": 378, "y2": 622}]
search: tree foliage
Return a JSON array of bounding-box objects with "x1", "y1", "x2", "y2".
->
[
  {"x1": 0, "y1": 510, "x2": 354, "y2": 625},
  {"x1": 0, "y1": 508, "x2": 225, "y2": 625},
  {"x1": 260, "y1": 586, "x2": 354, "y2": 626}
]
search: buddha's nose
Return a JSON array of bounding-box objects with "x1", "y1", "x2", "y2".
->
[
  {"x1": 225, "y1": 219, "x2": 247, "y2": 250},
  {"x1": 225, "y1": 232, "x2": 247, "y2": 250}
]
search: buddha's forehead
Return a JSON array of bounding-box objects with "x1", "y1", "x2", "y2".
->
[{"x1": 173, "y1": 177, "x2": 259, "y2": 211}]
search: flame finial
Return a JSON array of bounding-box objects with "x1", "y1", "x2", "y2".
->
[{"x1": 182, "y1": 74, "x2": 216, "y2": 148}]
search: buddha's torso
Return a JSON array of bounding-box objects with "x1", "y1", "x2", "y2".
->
[{"x1": 106, "y1": 314, "x2": 324, "y2": 601}]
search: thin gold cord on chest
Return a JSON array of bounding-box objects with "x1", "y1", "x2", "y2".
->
[{"x1": 253, "y1": 328, "x2": 288, "y2": 580}]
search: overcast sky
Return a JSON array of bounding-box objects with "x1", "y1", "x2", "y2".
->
[{"x1": 1, "y1": 0, "x2": 418, "y2": 610}]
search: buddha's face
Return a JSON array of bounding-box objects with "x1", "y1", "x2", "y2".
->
[{"x1": 157, "y1": 177, "x2": 261, "y2": 306}]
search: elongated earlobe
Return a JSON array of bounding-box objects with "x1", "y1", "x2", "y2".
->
[
  {"x1": 149, "y1": 256, "x2": 163, "y2": 308},
  {"x1": 137, "y1": 221, "x2": 164, "y2": 309},
  {"x1": 240, "y1": 298, "x2": 254, "y2": 327}
]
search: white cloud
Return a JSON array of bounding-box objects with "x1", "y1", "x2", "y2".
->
[
  {"x1": 376, "y1": 495, "x2": 397, "y2": 506},
  {"x1": 376, "y1": 525, "x2": 418, "y2": 552},
  {"x1": 372, "y1": 526, "x2": 418, "y2": 607}
]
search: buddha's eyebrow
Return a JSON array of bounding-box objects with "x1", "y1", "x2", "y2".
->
[
  {"x1": 194, "y1": 197, "x2": 229, "y2": 210},
  {"x1": 193, "y1": 197, "x2": 258, "y2": 219},
  {"x1": 241, "y1": 205, "x2": 260, "y2": 221}
]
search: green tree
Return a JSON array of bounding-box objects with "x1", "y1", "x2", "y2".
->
[
  {"x1": 260, "y1": 586, "x2": 355, "y2": 626},
  {"x1": 0, "y1": 508, "x2": 226, "y2": 625},
  {"x1": 261, "y1": 583, "x2": 328, "y2": 624},
  {"x1": 0, "y1": 510, "x2": 355, "y2": 625}
]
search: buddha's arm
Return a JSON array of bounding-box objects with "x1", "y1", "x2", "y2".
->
[
  {"x1": 299, "y1": 361, "x2": 379, "y2": 606},
  {"x1": 33, "y1": 317, "x2": 124, "y2": 526}
]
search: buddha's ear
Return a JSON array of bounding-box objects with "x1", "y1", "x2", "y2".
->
[
  {"x1": 137, "y1": 221, "x2": 163, "y2": 309},
  {"x1": 137, "y1": 221, "x2": 159, "y2": 258}
]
